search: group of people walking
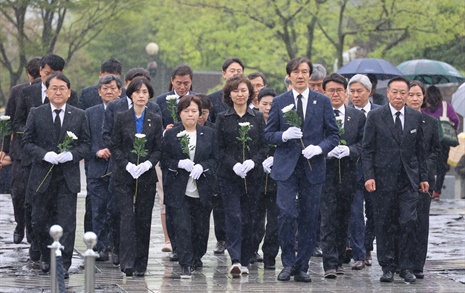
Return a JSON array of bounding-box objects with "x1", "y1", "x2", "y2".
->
[{"x1": 2, "y1": 53, "x2": 458, "y2": 284}]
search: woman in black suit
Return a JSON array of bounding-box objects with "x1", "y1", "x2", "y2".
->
[
  {"x1": 161, "y1": 95, "x2": 218, "y2": 278},
  {"x1": 110, "y1": 77, "x2": 163, "y2": 277},
  {"x1": 216, "y1": 74, "x2": 268, "y2": 277},
  {"x1": 407, "y1": 80, "x2": 440, "y2": 279}
]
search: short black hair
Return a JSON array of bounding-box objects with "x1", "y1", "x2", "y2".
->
[
  {"x1": 26, "y1": 57, "x2": 41, "y2": 79},
  {"x1": 101, "y1": 58, "x2": 123, "y2": 74},
  {"x1": 258, "y1": 88, "x2": 276, "y2": 102},
  {"x1": 222, "y1": 58, "x2": 245, "y2": 72},
  {"x1": 41, "y1": 54, "x2": 65, "y2": 71},
  {"x1": 45, "y1": 73, "x2": 71, "y2": 89},
  {"x1": 322, "y1": 73, "x2": 348, "y2": 91},
  {"x1": 177, "y1": 95, "x2": 202, "y2": 116},
  {"x1": 248, "y1": 72, "x2": 267, "y2": 86},
  {"x1": 387, "y1": 76, "x2": 410, "y2": 89},
  {"x1": 223, "y1": 74, "x2": 254, "y2": 108},
  {"x1": 196, "y1": 94, "x2": 213, "y2": 111},
  {"x1": 286, "y1": 57, "x2": 313, "y2": 76},
  {"x1": 367, "y1": 73, "x2": 378, "y2": 86},
  {"x1": 126, "y1": 77, "x2": 154, "y2": 99},
  {"x1": 170, "y1": 64, "x2": 193, "y2": 80},
  {"x1": 124, "y1": 68, "x2": 151, "y2": 83}
]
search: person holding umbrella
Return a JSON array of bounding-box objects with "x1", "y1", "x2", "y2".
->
[{"x1": 422, "y1": 85, "x2": 459, "y2": 200}]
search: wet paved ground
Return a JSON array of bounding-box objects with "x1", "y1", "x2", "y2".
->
[{"x1": 0, "y1": 192, "x2": 464, "y2": 292}]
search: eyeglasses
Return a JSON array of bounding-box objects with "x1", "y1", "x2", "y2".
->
[
  {"x1": 48, "y1": 86, "x2": 69, "y2": 93},
  {"x1": 326, "y1": 88, "x2": 345, "y2": 94}
]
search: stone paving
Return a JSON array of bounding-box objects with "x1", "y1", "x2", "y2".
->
[{"x1": 0, "y1": 192, "x2": 464, "y2": 292}]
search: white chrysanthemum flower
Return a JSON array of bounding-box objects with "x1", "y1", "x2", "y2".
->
[
  {"x1": 0, "y1": 115, "x2": 10, "y2": 121},
  {"x1": 238, "y1": 122, "x2": 250, "y2": 127},
  {"x1": 166, "y1": 95, "x2": 177, "y2": 101},
  {"x1": 282, "y1": 104, "x2": 295, "y2": 113},
  {"x1": 66, "y1": 131, "x2": 78, "y2": 140},
  {"x1": 176, "y1": 130, "x2": 188, "y2": 138},
  {"x1": 135, "y1": 133, "x2": 146, "y2": 139}
]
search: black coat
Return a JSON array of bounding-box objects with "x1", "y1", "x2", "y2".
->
[
  {"x1": 161, "y1": 124, "x2": 218, "y2": 209},
  {"x1": 421, "y1": 113, "x2": 441, "y2": 189}
]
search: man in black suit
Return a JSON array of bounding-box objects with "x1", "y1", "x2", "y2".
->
[
  {"x1": 101, "y1": 68, "x2": 160, "y2": 265},
  {"x1": 362, "y1": 76, "x2": 429, "y2": 283},
  {"x1": 85, "y1": 74, "x2": 122, "y2": 261},
  {"x1": 319, "y1": 74, "x2": 366, "y2": 278},
  {"x1": 207, "y1": 57, "x2": 244, "y2": 256},
  {"x1": 22, "y1": 73, "x2": 91, "y2": 276},
  {"x1": 13, "y1": 53, "x2": 78, "y2": 261},
  {"x1": 208, "y1": 58, "x2": 245, "y2": 123},
  {"x1": 78, "y1": 58, "x2": 125, "y2": 110},
  {"x1": 154, "y1": 64, "x2": 196, "y2": 128},
  {"x1": 346, "y1": 74, "x2": 380, "y2": 268},
  {"x1": 2, "y1": 57, "x2": 41, "y2": 244}
]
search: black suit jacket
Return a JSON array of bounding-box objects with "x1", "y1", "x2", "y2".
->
[
  {"x1": 154, "y1": 90, "x2": 198, "y2": 128},
  {"x1": 78, "y1": 84, "x2": 126, "y2": 110},
  {"x1": 110, "y1": 108, "x2": 163, "y2": 183},
  {"x1": 102, "y1": 96, "x2": 161, "y2": 148},
  {"x1": 85, "y1": 104, "x2": 110, "y2": 178},
  {"x1": 208, "y1": 89, "x2": 228, "y2": 123},
  {"x1": 421, "y1": 113, "x2": 441, "y2": 188},
  {"x1": 161, "y1": 124, "x2": 218, "y2": 209},
  {"x1": 22, "y1": 104, "x2": 91, "y2": 193},
  {"x1": 362, "y1": 105, "x2": 428, "y2": 191},
  {"x1": 325, "y1": 106, "x2": 366, "y2": 189}
]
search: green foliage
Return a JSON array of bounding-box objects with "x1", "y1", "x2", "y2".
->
[{"x1": 132, "y1": 135, "x2": 148, "y2": 159}]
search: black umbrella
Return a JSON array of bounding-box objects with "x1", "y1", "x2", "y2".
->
[{"x1": 337, "y1": 58, "x2": 404, "y2": 80}]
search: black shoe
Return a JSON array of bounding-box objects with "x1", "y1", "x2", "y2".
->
[
  {"x1": 294, "y1": 270, "x2": 312, "y2": 282},
  {"x1": 40, "y1": 260, "x2": 50, "y2": 272},
  {"x1": 254, "y1": 252, "x2": 263, "y2": 263},
  {"x1": 29, "y1": 242, "x2": 41, "y2": 262},
  {"x1": 13, "y1": 225, "x2": 25, "y2": 244},
  {"x1": 213, "y1": 241, "x2": 226, "y2": 254},
  {"x1": 193, "y1": 259, "x2": 203, "y2": 270},
  {"x1": 169, "y1": 252, "x2": 179, "y2": 261},
  {"x1": 124, "y1": 267, "x2": 133, "y2": 277},
  {"x1": 343, "y1": 247, "x2": 352, "y2": 263},
  {"x1": 64, "y1": 271, "x2": 69, "y2": 279},
  {"x1": 134, "y1": 271, "x2": 145, "y2": 277},
  {"x1": 413, "y1": 270, "x2": 424, "y2": 279},
  {"x1": 180, "y1": 266, "x2": 192, "y2": 279},
  {"x1": 313, "y1": 245, "x2": 323, "y2": 257},
  {"x1": 400, "y1": 270, "x2": 416, "y2": 283},
  {"x1": 96, "y1": 250, "x2": 109, "y2": 261},
  {"x1": 380, "y1": 271, "x2": 394, "y2": 282},
  {"x1": 264, "y1": 263, "x2": 276, "y2": 270},
  {"x1": 277, "y1": 266, "x2": 294, "y2": 281},
  {"x1": 111, "y1": 253, "x2": 119, "y2": 266}
]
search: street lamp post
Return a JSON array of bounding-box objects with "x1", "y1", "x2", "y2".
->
[{"x1": 145, "y1": 42, "x2": 159, "y2": 79}]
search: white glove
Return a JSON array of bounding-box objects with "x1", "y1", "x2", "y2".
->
[
  {"x1": 335, "y1": 145, "x2": 350, "y2": 159},
  {"x1": 282, "y1": 126, "x2": 303, "y2": 141},
  {"x1": 233, "y1": 162, "x2": 246, "y2": 178},
  {"x1": 126, "y1": 162, "x2": 138, "y2": 179},
  {"x1": 190, "y1": 164, "x2": 203, "y2": 180},
  {"x1": 262, "y1": 156, "x2": 274, "y2": 173},
  {"x1": 241, "y1": 159, "x2": 255, "y2": 174},
  {"x1": 43, "y1": 151, "x2": 59, "y2": 165},
  {"x1": 327, "y1": 147, "x2": 339, "y2": 158},
  {"x1": 302, "y1": 145, "x2": 322, "y2": 159},
  {"x1": 57, "y1": 151, "x2": 73, "y2": 163},
  {"x1": 178, "y1": 159, "x2": 195, "y2": 172},
  {"x1": 135, "y1": 160, "x2": 152, "y2": 178}
]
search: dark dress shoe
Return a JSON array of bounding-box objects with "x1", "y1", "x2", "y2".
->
[
  {"x1": 294, "y1": 270, "x2": 312, "y2": 282},
  {"x1": 13, "y1": 226, "x2": 25, "y2": 244},
  {"x1": 413, "y1": 270, "x2": 424, "y2": 279},
  {"x1": 364, "y1": 251, "x2": 372, "y2": 266},
  {"x1": 264, "y1": 263, "x2": 276, "y2": 270},
  {"x1": 313, "y1": 245, "x2": 323, "y2": 257},
  {"x1": 111, "y1": 253, "x2": 120, "y2": 266},
  {"x1": 324, "y1": 269, "x2": 337, "y2": 279},
  {"x1": 254, "y1": 252, "x2": 263, "y2": 262},
  {"x1": 134, "y1": 271, "x2": 145, "y2": 277},
  {"x1": 380, "y1": 271, "x2": 394, "y2": 282},
  {"x1": 400, "y1": 270, "x2": 416, "y2": 283},
  {"x1": 180, "y1": 266, "x2": 192, "y2": 279},
  {"x1": 192, "y1": 259, "x2": 203, "y2": 270},
  {"x1": 64, "y1": 271, "x2": 69, "y2": 279},
  {"x1": 343, "y1": 247, "x2": 352, "y2": 263},
  {"x1": 277, "y1": 267, "x2": 294, "y2": 281},
  {"x1": 40, "y1": 260, "x2": 50, "y2": 272},
  {"x1": 124, "y1": 267, "x2": 133, "y2": 276},
  {"x1": 352, "y1": 260, "x2": 365, "y2": 270},
  {"x1": 29, "y1": 242, "x2": 41, "y2": 262},
  {"x1": 169, "y1": 252, "x2": 179, "y2": 261}
]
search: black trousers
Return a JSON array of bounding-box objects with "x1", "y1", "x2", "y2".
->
[
  {"x1": 31, "y1": 166, "x2": 77, "y2": 271},
  {"x1": 412, "y1": 193, "x2": 431, "y2": 272},
  {"x1": 10, "y1": 159, "x2": 26, "y2": 231},
  {"x1": 115, "y1": 175, "x2": 156, "y2": 273},
  {"x1": 372, "y1": 171, "x2": 418, "y2": 273},
  {"x1": 435, "y1": 143, "x2": 450, "y2": 193},
  {"x1": 212, "y1": 194, "x2": 226, "y2": 242},
  {"x1": 171, "y1": 196, "x2": 211, "y2": 267},
  {"x1": 320, "y1": 180, "x2": 354, "y2": 270},
  {"x1": 364, "y1": 189, "x2": 376, "y2": 251}
]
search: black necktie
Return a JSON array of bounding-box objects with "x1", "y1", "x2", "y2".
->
[
  {"x1": 334, "y1": 109, "x2": 340, "y2": 117},
  {"x1": 296, "y1": 94, "x2": 304, "y2": 125},
  {"x1": 361, "y1": 109, "x2": 366, "y2": 114},
  {"x1": 395, "y1": 112, "x2": 402, "y2": 137},
  {"x1": 54, "y1": 109, "x2": 61, "y2": 139}
]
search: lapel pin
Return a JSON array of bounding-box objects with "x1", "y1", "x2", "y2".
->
[
  {"x1": 149, "y1": 123, "x2": 151, "y2": 127},
  {"x1": 200, "y1": 132, "x2": 204, "y2": 136},
  {"x1": 313, "y1": 100, "x2": 317, "y2": 104}
]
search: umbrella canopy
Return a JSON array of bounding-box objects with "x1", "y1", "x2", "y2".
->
[
  {"x1": 397, "y1": 59, "x2": 465, "y2": 85},
  {"x1": 451, "y1": 83, "x2": 465, "y2": 117},
  {"x1": 337, "y1": 58, "x2": 404, "y2": 80}
]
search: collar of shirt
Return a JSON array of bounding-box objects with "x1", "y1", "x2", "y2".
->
[
  {"x1": 50, "y1": 103, "x2": 67, "y2": 113},
  {"x1": 41, "y1": 83, "x2": 47, "y2": 104},
  {"x1": 134, "y1": 110, "x2": 145, "y2": 134},
  {"x1": 173, "y1": 90, "x2": 189, "y2": 99},
  {"x1": 224, "y1": 106, "x2": 256, "y2": 117},
  {"x1": 292, "y1": 88, "x2": 309, "y2": 119},
  {"x1": 389, "y1": 103, "x2": 405, "y2": 125},
  {"x1": 354, "y1": 103, "x2": 371, "y2": 116},
  {"x1": 126, "y1": 96, "x2": 132, "y2": 109},
  {"x1": 334, "y1": 105, "x2": 345, "y2": 116},
  {"x1": 50, "y1": 103, "x2": 66, "y2": 125}
]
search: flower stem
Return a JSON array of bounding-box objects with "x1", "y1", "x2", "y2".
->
[
  {"x1": 338, "y1": 159, "x2": 342, "y2": 184},
  {"x1": 243, "y1": 145, "x2": 248, "y2": 193},
  {"x1": 36, "y1": 165, "x2": 54, "y2": 192},
  {"x1": 264, "y1": 173, "x2": 268, "y2": 195},
  {"x1": 134, "y1": 156, "x2": 140, "y2": 211},
  {"x1": 300, "y1": 138, "x2": 312, "y2": 171}
]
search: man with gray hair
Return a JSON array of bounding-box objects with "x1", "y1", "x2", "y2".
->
[
  {"x1": 284, "y1": 75, "x2": 292, "y2": 91},
  {"x1": 347, "y1": 73, "x2": 380, "y2": 269},
  {"x1": 85, "y1": 74, "x2": 123, "y2": 261},
  {"x1": 309, "y1": 64, "x2": 327, "y2": 93}
]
